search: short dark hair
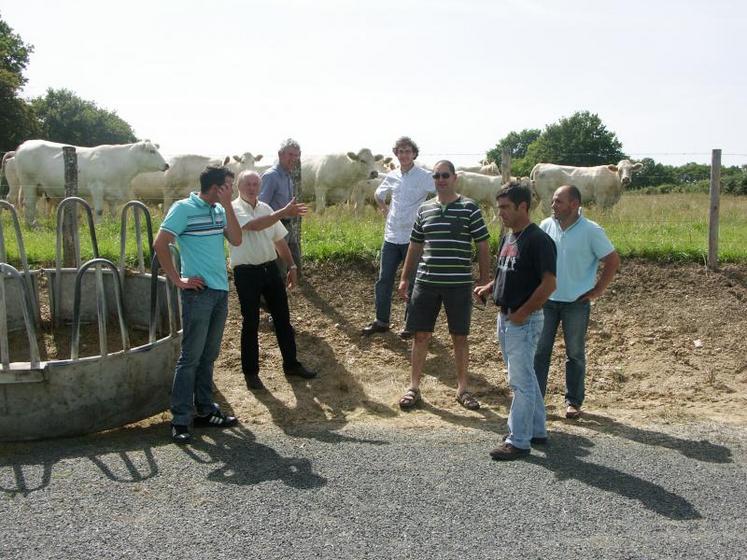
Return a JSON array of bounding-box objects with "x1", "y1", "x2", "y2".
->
[
  {"x1": 497, "y1": 183, "x2": 532, "y2": 210},
  {"x1": 566, "y1": 184, "x2": 582, "y2": 204},
  {"x1": 393, "y1": 136, "x2": 419, "y2": 159},
  {"x1": 433, "y1": 160, "x2": 456, "y2": 174},
  {"x1": 199, "y1": 165, "x2": 233, "y2": 193}
]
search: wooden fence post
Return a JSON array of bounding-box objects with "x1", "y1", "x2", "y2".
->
[
  {"x1": 707, "y1": 149, "x2": 721, "y2": 270},
  {"x1": 501, "y1": 148, "x2": 511, "y2": 184},
  {"x1": 62, "y1": 146, "x2": 79, "y2": 268},
  {"x1": 291, "y1": 162, "x2": 303, "y2": 279}
]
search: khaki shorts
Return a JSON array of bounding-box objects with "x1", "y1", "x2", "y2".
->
[{"x1": 405, "y1": 282, "x2": 472, "y2": 335}]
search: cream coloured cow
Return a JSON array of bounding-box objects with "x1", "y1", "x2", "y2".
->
[
  {"x1": 131, "y1": 152, "x2": 264, "y2": 212},
  {"x1": 13, "y1": 139, "x2": 169, "y2": 225},
  {"x1": 457, "y1": 160, "x2": 500, "y2": 175},
  {"x1": 300, "y1": 149, "x2": 385, "y2": 212},
  {"x1": 530, "y1": 159, "x2": 643, "y2": 215},
  {"x1": 457, "y1": 172, "x2": 533, "y2": 221}
]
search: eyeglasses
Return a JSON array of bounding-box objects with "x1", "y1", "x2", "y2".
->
[{"x1": 432, "y1": 172, "x2": 452, "y2": 180}]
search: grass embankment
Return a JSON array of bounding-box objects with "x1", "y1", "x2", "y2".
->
[{"x1": 1, "y1": 193, "x2": 746, "y2": 267}]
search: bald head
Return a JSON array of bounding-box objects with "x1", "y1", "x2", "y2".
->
[
  {"x1": 237, "y1": 170, "x2": 262, "y2": 202},
  {"x1": 551, "y1": 184, "x2": 582, "y2": 226}
]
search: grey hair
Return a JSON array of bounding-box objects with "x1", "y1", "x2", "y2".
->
[
  {"x1": 278, "y1": 138, "x2": 301, "y2": 153},
  {"x1": 237, "y1": 169, "x2": 261, "y2": 186}
]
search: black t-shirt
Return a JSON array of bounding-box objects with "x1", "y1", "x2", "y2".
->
[{"x1": 492, "y1": 223, "x2": 557, "y2": 311}]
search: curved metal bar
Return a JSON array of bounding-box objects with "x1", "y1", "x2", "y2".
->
[
  {"x1": 149, "y1": 245, "x2": 181, "y2": 343},
  {"x1": 54, "y1": 197, "x2": 98, "y2": 326},
  {"x1": 119, "y1": 201, "x2": 153, "y2": 275},
  {"x1": 71, "y1": 258, "x2": 130, "y2": 360},
  {"x1": 0, "y1": 263, "x2": 41, "y2": 370},
  {"x1": 0, "y1": 201, "x2": 38, "y2": 324}
]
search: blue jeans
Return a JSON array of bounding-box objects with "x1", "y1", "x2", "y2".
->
[
  {"x1": 374, "y1": 241, "x2": 414, "y2": 325},
  {"x1": 499, "y1": 311, "x2": 546, "y2": 450},
  {"x1": 533, "y1": 299, "x2": 591, "y2": 407},
  {"x1": 171, "y1": 288, "x2": 228, "y2": 426}
]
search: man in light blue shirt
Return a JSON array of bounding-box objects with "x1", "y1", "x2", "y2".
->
[
  {"x1": 361, "y1": 136, "x2": 435, "y2": 339},
  {"x1": 154, "y1": 165, "x2": 243, "y2": 444},
  {"x1": 534, "y1": 185, "x2": 620, "y2": 419}
]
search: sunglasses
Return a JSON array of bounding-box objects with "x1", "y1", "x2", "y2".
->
[{"x1": 432, "y1": 172, "x2": 452, "y2": 180}]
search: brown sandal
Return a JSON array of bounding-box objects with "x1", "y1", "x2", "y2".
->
[
  {"x1": 456, "y1": 391, "x2": 480, "y2": 410},
  {"x1": 399, "y1": 388, "x2": 421, "y2": 410}
]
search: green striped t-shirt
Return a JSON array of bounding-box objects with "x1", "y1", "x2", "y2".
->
[{"x1": 410, "y1": 196, "x2": 489, "y2": 286}]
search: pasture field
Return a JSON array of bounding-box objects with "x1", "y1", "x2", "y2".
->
[{"x1": 0, "y1": 193, "x2": 746, "y2": 266}]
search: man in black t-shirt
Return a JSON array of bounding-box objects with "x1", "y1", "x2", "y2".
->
[{"x1": 475, "y1": 183, "x2": 556, "y2": 460}]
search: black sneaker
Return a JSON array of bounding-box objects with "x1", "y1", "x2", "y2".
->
[
  {"x1": 490, "y1": 442, "x2": 531, "y2": 461},
  {"x1": 193, "y1": 409, "x2": 238, "y2": 428},
  {"x1": 284, "y1": 362, "x2": 317, "y2": 379},
  {"x1": 398, "y1": 330, "x2": 413, "y2": 340},
  {"x1": 361, "y1": 321, "x2": 389, "y2": 336},
  {"x1": 503, "y1": 433, "x2": 548, "y2": 446},
  {"x1": 171, "y1": 424, "x2": 191, "y2": 444}
]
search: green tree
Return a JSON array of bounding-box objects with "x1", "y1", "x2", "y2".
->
[
  {"x1": 31, "y1": 87, "x2": 137, "y2": 146},
  {"x1": 0, "y1": 15, "x2": 40, "y2": 151},
  {"x1": 486, "y1": 128, "x2": 541, "y2": 162},
  {"x1": 524, "y1": 111, "x2": 626, "y2": 169},
  {"x1": 630, "y1": 157, "x2": 676, "y2": 188}
]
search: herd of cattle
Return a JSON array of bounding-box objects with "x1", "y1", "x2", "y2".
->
[{"x1": 1, "y1": 139, "x2": 642, "y2": 226}]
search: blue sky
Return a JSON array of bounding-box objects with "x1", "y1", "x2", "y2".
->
[{"x1": 2, "y1": 0, "x2": 745, "y2": 167}]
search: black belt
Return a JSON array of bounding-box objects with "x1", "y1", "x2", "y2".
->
[{"x1": 235, "y1": 261, "x2": 275, "y2": 271}]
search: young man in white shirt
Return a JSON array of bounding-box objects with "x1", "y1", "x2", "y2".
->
[{"x1": 362, "y1": 136, "x2": 435, "y2": 339}]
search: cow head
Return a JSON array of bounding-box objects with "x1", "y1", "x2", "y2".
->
[
  {"x1": 233, "y1": 152, "x2": 263, "y2": 166},
  {"x1": 346, "y1": 148, "x2": 384, "y2": 179},
  {"x1": 608, "y1": 159, "x2": 643, "y2": 186},
  {"x1": 136, "y1": 141, "x2": 169, "y2": 171}
]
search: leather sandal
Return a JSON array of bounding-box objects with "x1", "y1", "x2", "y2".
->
[
  {"x1": 399, "y1": 388, "x2": 421, "y2": 410},
  {"x1": 456, "y1": 391, "x2": 480, "y2": 410}
]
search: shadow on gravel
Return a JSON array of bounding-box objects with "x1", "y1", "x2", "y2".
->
[
  {"x1": 578, "y1": 412, "x2": 733, "y2": 464},
  {"x1": 0, "y1": 423, "x2": 327, "y2": 496},
  {"x1": 180, "y1": 426, "x2": 327, "y2": 489},
  {"x1": 0, "y1": 424, "x2": 166, "y2": 496},
  {"x1": 526, "y1": 432, "x2": 702, "y2": 521}
]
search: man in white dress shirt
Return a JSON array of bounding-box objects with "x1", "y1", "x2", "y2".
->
[{"x1": 361, "y1": 136, "x2": 435, "y2": 339}]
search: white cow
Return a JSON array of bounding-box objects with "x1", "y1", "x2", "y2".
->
[
  {"x1": 13, "y1": 140, "x2": 169, "y2": 225},
  {"x1": 457, "y1": 172, "x2": 533, "y2": 221},
  {"x1": 2, "y1": 151, "x2": 18, "y2": 203},
  {"x1": 530, "y1": 159, "x2": 643, "y2": 215},
  {"x1": 457, "y1": 160, "x2": 500, "y2": 175},
  {"x1": 300, "y1": 149, "x2": 385, "y2": 212}
]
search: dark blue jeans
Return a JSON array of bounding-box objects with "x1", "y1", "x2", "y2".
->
[
  {"x1": 374, "y1": 241, "x2": 414, "y2": 325},
  {"x1": 533, "y1": 299, "x2": 591, "y2": 407},
  {"x1": 171, "y1": 288, "x2": 227, "y2": 426}
]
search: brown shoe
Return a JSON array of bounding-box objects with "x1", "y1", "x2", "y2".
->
[
  {"x1": 489, "y1": 442, "x2": 530, "y2": 461},
  {"x1": 565, "y1": 404, "x2": 581, "y2": 419},
  {"x1": 361, "y1": 321, "x2": 389, "y2": 336}
]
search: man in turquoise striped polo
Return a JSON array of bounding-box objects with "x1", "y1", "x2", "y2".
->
[{"x1": 396, "y1": 160, "x2": 491, "y2": 411}]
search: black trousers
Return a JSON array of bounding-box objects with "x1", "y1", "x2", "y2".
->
[{"x1": 233, "y1": 261, "x2": 298, "y2": 377}]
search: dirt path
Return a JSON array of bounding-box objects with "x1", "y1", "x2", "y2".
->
[{"x1": 158, "y1": 259, "x2": 746, "y2": 433}]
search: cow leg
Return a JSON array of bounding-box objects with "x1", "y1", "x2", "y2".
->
[
  {"x1": 21, "y1": 183, "x2": 38, "y2": 227},
  {"x1": 91, "y1": 186, "x2": 105, "y2": 223},
  {"x1": 315, "y1": 187, "x2": 326, "y2": 214}
]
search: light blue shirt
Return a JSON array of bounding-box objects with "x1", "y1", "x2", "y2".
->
[
  {"x1": 540, "y1": 213, "x2": 615, "y2": 302},
  {"x1": 160, "y1": 192, "x2": 229, "y2": 291},
  {"x1": 259, "y1": 164, "x2": 294, "y2": 211}
]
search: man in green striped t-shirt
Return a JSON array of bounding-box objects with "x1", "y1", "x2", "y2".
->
[{"x1": 396, "y1": 160, "x2": 491, "y2": 411}]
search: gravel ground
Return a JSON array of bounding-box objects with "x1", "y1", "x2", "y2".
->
[{"x1": 1, "y1": 419, "x2": 745, "y2": 560}]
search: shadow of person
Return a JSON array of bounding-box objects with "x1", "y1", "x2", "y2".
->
[
  {"x1": 0, "y1": 423, "x2": 168, "y2": 496},
  {"x1": 574, "y1": 412, "x2": 733, "y2": 464},
  {"x1": 524, "y1": 431, "x2": 702, "y2": 521},
  {"x1": 418, "y1": 400, "x2": 508, "y2": 435},
  {"x1": 251, "y1": 331, "x2": 394, "y2": 445},
  {"x1": 179, "y1": 426, "x2": 327, "y2": 490}
]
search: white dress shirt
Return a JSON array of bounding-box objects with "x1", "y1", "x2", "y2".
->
[
  {"x1": 229, "y1": 197, "x2": 287, "y2": 267},
  {"x1": 374, "y1": 165, "x2": 435, "y2": 244}
]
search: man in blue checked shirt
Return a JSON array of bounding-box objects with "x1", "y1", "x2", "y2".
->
[{"x1": 153, "y1": 165, "x2": 242, "y2": 444}]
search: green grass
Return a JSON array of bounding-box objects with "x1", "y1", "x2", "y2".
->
[{"x1": 1, "y1": 193, "x2": 746, "y2": 267}]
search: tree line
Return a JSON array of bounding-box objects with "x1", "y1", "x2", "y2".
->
[
  {"x1": 1, "y1": 14, "x2": 136, "y2": 154},
  {"x1": 485, "y1": 111, "x2": 747, "y2": 195}
]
